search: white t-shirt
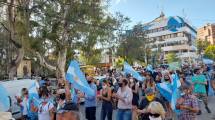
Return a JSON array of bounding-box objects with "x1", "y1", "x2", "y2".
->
[
  {"x1": 117, "y1": 86, "x2": 133, "y2": 109},
  {"x1": 20, "y1": 97, "x2": 29, "y2": 115},
  {"x1": 38, "y1": 102, "x2": 54, "y2": 120}
]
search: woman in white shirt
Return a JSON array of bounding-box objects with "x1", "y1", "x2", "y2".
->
[{"x1": 115, "y1": 78, "x2": 133, "y2": 120}]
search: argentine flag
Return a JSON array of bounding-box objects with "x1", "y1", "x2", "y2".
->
[
  {"x1": 156, "y1": 73, "x2": 181, "y2": 110},
  {"x1": 66, "y1": 60, "x2": 95, "y2": 96},
  {"x1": 0, "y1": 84, "x2": 10, "y2": 112},
  {"x1": 156, "y1": 82, "x2": 172, "y2": 102},
  {"x1": 28, "y1": 82, "x2": 40, "y2": 107},
  {"x1": 146, "y1": 64, "x2": 154, "y2": 74},
  {"x1": 171, "y1": 73, "x2": 181, "y2": 110},
  {"x1": 124, "y1": 62, "x2": 145, "y2": 81}
]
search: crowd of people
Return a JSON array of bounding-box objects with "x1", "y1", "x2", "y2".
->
[{"x1": 15, "y1": 63, "x2": 215, "y2": 120}]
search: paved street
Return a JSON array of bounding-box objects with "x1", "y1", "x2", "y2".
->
[
  {"x1": 197, "y1": 96, "x2": 215, "y2": 120},
  {"x1": 79, "y1": 96, "x2": 215, "y2": 120}
]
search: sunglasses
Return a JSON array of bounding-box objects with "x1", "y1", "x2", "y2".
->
[{"x1": 148, "y1": 113, "x2": 160, "y2": 118}]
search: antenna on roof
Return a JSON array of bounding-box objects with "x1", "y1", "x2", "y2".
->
[
  {"x1": 160, "y1": 0, "x2": 165, "y2": 17},
  {"x1": 182, "y1": 9, "x2": 193, "y2": 26},
  {"x1": 160, "y1": 11, "x2": 165, "y2": 17},
  {"x1": 182, "y1": 8, "x2": 187, "y2": 19}
]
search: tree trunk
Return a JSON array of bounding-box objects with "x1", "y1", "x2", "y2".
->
[
  {"x1": 56, "y1": 48, "x2": 67, "y2": 80},
  {"x1": 7, "y1": 0, "x2": 25, "y2": 79},
  {"x1": 8, "y1": 48, "x2": 24, "y2": 79}
]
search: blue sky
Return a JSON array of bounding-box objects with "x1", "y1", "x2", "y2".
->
[{"x1": 109, "y1": 0, "x2": 215, "y2": 28}]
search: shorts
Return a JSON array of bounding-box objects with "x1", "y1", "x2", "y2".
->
[{"x1": 196, "y1": 93, "x2": 208, "y2": 104}]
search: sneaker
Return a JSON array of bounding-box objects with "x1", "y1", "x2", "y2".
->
[
  {"x1": 205, "y1": 106, "x2": 211, "y2": 113},
  {"x1": 197, "y1": 110, "x2": 202, "y2": 115}
]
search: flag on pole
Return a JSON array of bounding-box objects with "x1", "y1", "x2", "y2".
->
[
  {"x1": 123, "y1": 62, "x2": 145, "y2": 81},
  {"x1": 66, "y1": 60, "x2": 95, "y2": 96},
  {"x1": 0, "y1": 84, "x2": 10, "y2": 112}
]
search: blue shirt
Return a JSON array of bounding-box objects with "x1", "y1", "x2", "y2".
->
[
  {"x1": 85, "y1": 83, "x2": 97, "y2": 107},
  {"x1": 39, "y1": 80, "x2": 46, "y2": 86}
]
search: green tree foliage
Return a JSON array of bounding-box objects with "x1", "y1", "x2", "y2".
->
[
  {"x1": 196, "y1": 39, "x2": 210, "y2": 54},
  {"x1": 204, "y1": 45, "x2": 215, "y2": 60},
  {"x1": 79, "y1": 49, "x2": 101, "y2": 65},
  {"x1": 0, "y1": 0, "x2": 33, "y2": 79},
  {"x1": 116, "y1": 23, "x2": 148, "y2": 64},
  {"x1": 166, "y1": 52, "x2": 179, "y2": 63},
  {"x1": 0, "y1": 0, "x2": 127, "y2": 79}
]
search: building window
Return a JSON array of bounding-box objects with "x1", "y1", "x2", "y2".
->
[{"x1": 177, "y1": 32, "x2": 183, "y2": 37}]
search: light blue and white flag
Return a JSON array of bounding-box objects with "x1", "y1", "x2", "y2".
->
[
  {"x1": 28, "y1": 82, "x2": 40, "y2": 107},
  {"x1": 66, "y1": 60, "x2": 95, "y2": 96},
  {"x1": 156, "y1": 82, "x2": 172, "y2": 102},
  {"x1": 171, "y1": 73, "x2": 181, "y2": 88},
  {"x1": 146, "y1": 64, "x2": 154, "y2": 73},
  {"x1": 0, "y1": 84, "x2": 10, "y2": 112},
  {"x1": 171, "y1": 74, "x2": 179, "y2": 110},
  {"x1": 124, "y1": 62, "x2": 145, "y2": 81},
  {"x1": 157, "y1": 73, "x2": 181, "y2": 112}
]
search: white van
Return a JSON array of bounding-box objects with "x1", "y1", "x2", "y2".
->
[{"x1": 0, "y1": 79, "x2": 37, "y2": 119}]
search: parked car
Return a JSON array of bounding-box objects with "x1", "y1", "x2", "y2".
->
[{"x1": 0, "y1": 79, "x2": 37, "y2": 119}]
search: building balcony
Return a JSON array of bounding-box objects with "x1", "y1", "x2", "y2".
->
[
  {"x1": 160, "y1": 44, "x2": 196, "y2": 52},
  {"x1": 153, "y1": 36, "x2": 189, "y2": 45},
  {"x1": 177, "y1": 52, "x2": 198, "y2": 59}
]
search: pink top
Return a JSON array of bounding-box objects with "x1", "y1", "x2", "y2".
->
[{"x1": 117, "y1": 86, "x2": 133, "y2": 109}]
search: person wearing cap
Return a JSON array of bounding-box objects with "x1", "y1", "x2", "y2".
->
[
  {"x1": 191, "y1": 67, "x2": 211, "y2": 114},
  {"x1": 136, "y1": 88, "x2": 165, "y2": 120},
  {"x1": 176, "y1": 82, "x2": 199, "y2": 120}
]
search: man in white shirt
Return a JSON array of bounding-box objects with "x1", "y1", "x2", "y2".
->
[{"x1": 116, "y1": 78, "x2": 133, "y2": 120}]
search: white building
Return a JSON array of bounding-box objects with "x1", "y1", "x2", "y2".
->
[{"x1": 136, "y1": 13, "x2": 198, "y2": 60}]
